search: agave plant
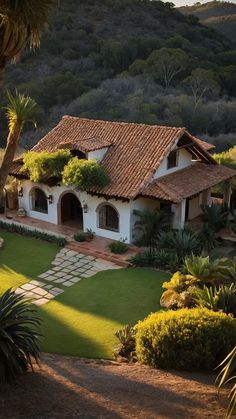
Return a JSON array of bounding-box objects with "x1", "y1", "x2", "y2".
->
[
  {"x1": 0, "y1": 289, "x2": 41, "y2": 383},
  {"x1": 201, "y1": 203, "x2": 229, "y2": 233},
  {"x1": 184, "y1": 254, "x2": 235, "y2": 286},
  {"x1": 217, "y1": 346, "x2": 236, "y2": 418},
  {"x1": 114, "y1": 324, "x2": 136, "y2": 360},
  {"x1": 158, "y1": 229, "x2": 202, "y2": 262},
  {"x1": 195, "y1": 283, "x2": 236, "y2": 316}
]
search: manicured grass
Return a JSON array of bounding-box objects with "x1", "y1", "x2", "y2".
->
[
  {"x1": 0, "y1": 231, "x2": 170, "y2": 359},
  {"x1": 0, "y1": 230, "x2": 60, "y2": 293},
  {"x1": 39, "y1": 268, "x2": 170, "y2": 359}
]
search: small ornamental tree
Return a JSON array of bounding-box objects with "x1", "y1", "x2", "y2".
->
[
  {"x1": 62, "y1": 158, "x2": 110, "y2": 190},
  {"x1": 22, "y1": 149, "x2": 71, "y2": 182}
]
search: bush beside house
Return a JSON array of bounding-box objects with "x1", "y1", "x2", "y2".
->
[{"x1": 135, "y1": 308, "x2": 236, "y2": 370}]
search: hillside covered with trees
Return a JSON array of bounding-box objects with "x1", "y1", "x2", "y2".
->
[
  {"x1": 1, "y1": 0, "x2": 236, "y2": 151},
  {"x1": 179, "y1": 1, "x2": 236, "y2": 44}
]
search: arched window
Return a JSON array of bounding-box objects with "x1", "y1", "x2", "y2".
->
[
  {"x1": 31, "y1": 188, "x2": 48, "y2": 214},
  {"x1": 98, "y1": 204, "x2": 119, "y2": 232}
]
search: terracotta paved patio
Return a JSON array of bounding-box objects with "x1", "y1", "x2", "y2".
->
[{"x1": 0, "y1": 211, "x2": 140, "y2": 266}]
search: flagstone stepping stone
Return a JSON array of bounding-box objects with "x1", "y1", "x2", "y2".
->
[
  {"x1": 52, "y1": 266, "x2": 62, "y2": 272},
  {"x1": 63, "y1": 281, "x2": 74, "y2": 287},
  {"x1": 33, "y1": 287, "x2": 49, "y2": 296},
  {"x1": 70, "y1": 277, "x2": 81, "y2": 283},
  {"x1": 34, "y1": 298, "x2": 50, "y2": 306},
  {"x1": 45, "y1": 275, "x2": 58, "y2": 282},
  {"x1": 29, "y1": 280, "x2": 46, "y2": 287},
  {"x1": 54, "y1": 271, "x2": 66, "y2": 277},
  {"x1": 21, "y1": 283, "x2": 37, "y2": 291},
  {"x1": 21, "y1": 248, "x2": 121, "y2": 305},
  {"x1": 50, "y1": 287, "x2": 64, "y2": 296},
  {"x1": 54, "y1": 278, "x2": 65, "y2": 284}
]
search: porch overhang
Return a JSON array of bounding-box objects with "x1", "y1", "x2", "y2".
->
[{"x1": 139, "y1": 163, "x2": 236, "y2": 204}]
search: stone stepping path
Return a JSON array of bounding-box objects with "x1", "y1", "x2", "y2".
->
[{"x1": 15, "y1": 248, "x2": 121, "y2": 306}]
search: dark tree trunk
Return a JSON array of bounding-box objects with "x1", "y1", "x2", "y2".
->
[
  {"x1": 0, "y1": 56, "x2": 7, "y2": 87},
  {"x1": 0, "y1": 123, "x2": 22, "y2": 207}
]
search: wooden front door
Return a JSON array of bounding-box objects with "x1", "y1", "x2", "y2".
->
[{"x1": 61, "y1": 193, "x2": 83, "y2": 226}]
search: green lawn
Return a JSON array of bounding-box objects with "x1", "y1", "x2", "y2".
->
[
  {"x1": 0, "y1": 230, "x2": 60, "y2": 293},
  {"x1": 39, "y1": 268, "x2": 170, "y2": 359},
  {"x1": 0, "y1": 230, "x2": 170, "y2": 359}
]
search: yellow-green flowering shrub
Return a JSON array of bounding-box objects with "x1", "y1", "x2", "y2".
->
[
  {"x1": 22, "y1": 150, "x2": 71, "y2": 182},
  {"x1": 62, "y1": 157, "x2": 110, "y2": 190},
  {"x1": 160, "y1": 271, "x2": 199, "y2": 309},
  {"x1": 135, "y1": 308, "x2": 236, "y2": 370}
]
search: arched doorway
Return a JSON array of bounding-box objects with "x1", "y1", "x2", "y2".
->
[{"x1": 60, "y1": 193, "x2": 83, "y2": 229}]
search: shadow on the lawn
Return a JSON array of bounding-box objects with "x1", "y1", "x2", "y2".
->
[
  {"x1": 48, "y1": 268, "x2": 170, "y2": 324},
  {"x1": 38, "y1": 268, "x2": 170, "y2": 358},
  {"x1": 39, "y1": 302, "x2": 107, "y2": 358}
]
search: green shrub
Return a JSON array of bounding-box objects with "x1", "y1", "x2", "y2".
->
[
  {"x1": 158, "y1": 229, "x2": 202, "y2": 262},
  {"x1": 201, "y1": 203, "x2": 229, "y2": 233},
  {"x1": 183, "y1": 254, "x2": 224, "y2": 284},
  {"x1": 133, "y1": 208, "x2": 172, "y2": 247},
  {"x1": 109, "y1": 239, "x2": 128, "y2": 254},
  {"x1": 86, "y1": 228, "x2": 95, "y2": 240},
  {"x1": 135, "y1": 308, "x2": 236, "y2": 371},
  {"x1": 161, "y1": 255, "x2": 236, "y2": 310},
  {"x1": 74, "y1": 232, "x2": 86, "y2": 242},
  {"x1": 0, "y1": 221, "x2": 67, "y2": 246},
  {"x1": 0, "y1": 289, "x2": 41, "y2": 383},
  {"x1": 62, "y1": 157, "x2": 110, "y2": 190},
  {"x1": 114, "y1": 324, "x2": 136, "y2": 361},
  {"x1": 195, "y1": 284, "x2": 236, "y2": 317},
  {"x1": 130, "y1": 248, "x2": 179, "y2": 271},
  {"x1": 22, "y1": 150, "x2": 71, "y2": 182}
]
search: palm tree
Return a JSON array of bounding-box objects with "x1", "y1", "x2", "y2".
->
[
  {"x1": 0, "y1": 0, "x2": 55, "y2": 84},
  {"x1": 0, "y1": 90, "x2": 37, "y2": 208},
  {"x1": 133, "y1": 208, "x2": 172, "y2": 248}
]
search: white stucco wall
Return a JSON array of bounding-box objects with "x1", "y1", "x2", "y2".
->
[
  {"x1": 188, "y1": 194, "x2": 203, "y2": 220},
  {"x1": 19, "y1": 181, "x2": 61, "y2": 224},
  {"x1": 130, "y1": 197, "x2": 160, "y2": 243},
  {"x1": 19, "y1": 179, "x2": 205, "y2": 243},
  {"x1": 87, "y1": 148, "x2": 108, "y2": 162},
  {"x1": 172, "y1": 200, "x2": 186, "y2": 230},
  {"x1": 154, "y1": 148, "x2": 193, "y2": 179},
  {"x1": 83, "y1": 195, "x2": 131, "y2": 242},
  {"x1": 18, "y1": 180, "x2": 133, "y2": 243}
]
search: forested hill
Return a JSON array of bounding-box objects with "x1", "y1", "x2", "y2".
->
[
  {"x1": 179, "y1": 1, "x2": 236, "y2": 44},
  {"x1": 2, "y1": 0, "x2": 236, "y2": 151}
]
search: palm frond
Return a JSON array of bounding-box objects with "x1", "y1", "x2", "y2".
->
[
  {"x1": 5, "y1": 90, "x2": 38, "y2": 132},
  {"x1": 0, "y1": 288, "x2": 41, "y2": 383},
  {"x1": 217, "y1": 346, "x2": 236, "y2": 418},
  {"x1": 0, "y1": 0, "x2": 56, "y2": 47}
]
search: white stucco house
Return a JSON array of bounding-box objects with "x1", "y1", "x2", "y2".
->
[{"x1": 10, "y1": 116, "x2": 235, "y2": 244}]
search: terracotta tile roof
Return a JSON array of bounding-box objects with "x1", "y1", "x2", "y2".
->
[
  {"x1": 27, "y1": 116, "x2": 216, "y2": 199},
  {"x1": 140, "y1": 163, "x2": 236, "y2": 203},
  {"x1": 9, "y1": 159, "x2": 25, "y2": 177},
  {"x1": 32, "y1": 118, "x2": 112, "y2": 153},
  {"x1": 57, "y1": 137, "x2": 111, "y2": 153},
  {"x1": 193, "y1": 137, "x2": 215, "y2": 152}
]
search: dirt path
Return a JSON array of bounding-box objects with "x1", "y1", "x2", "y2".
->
[{"x1": 0, "y1": 353, "x2": 227, "y2": 419}]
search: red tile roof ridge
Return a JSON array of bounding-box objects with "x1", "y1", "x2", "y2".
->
[{"x1": 61, "y1": 115, "x2": 186, "y2": 131}]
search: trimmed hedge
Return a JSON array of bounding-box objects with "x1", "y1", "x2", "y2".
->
[
  {"x1": 135, "y1": 308, "x2": 236, "y2": 371},
  {"x1": 0, "y1": 221, "x2": 67, "y2": 247}
]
